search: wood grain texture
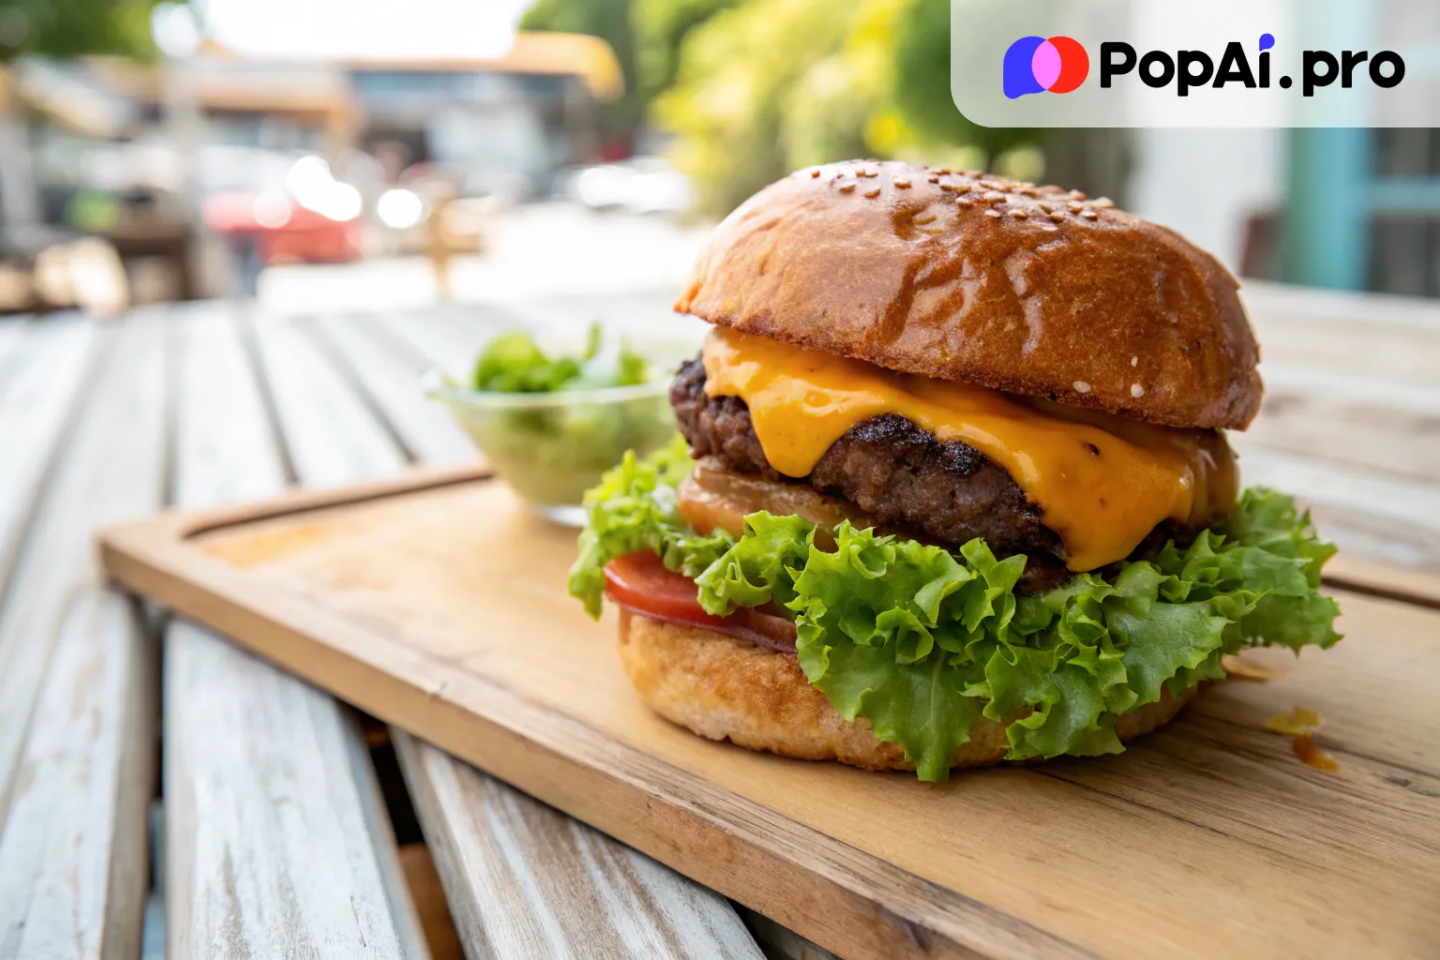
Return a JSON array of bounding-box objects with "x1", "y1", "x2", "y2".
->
[
  {"x1": 247, "y1": 310, "x2": 406, "y2": 488},
  {"x1": 165, "y1": 303, "x2": 428, "y2": 960},
  {"x1": 0, "y1": 590, "x2": 156, "y2": 960},
  {"x1": 0, "y1": 318, "x2": 98, "y2": 586},
  {"x1": 308, "y1": 313, "x2": 477, "y2": 468},
  {"x1": 1234, "y1": 443, "x2": 1440, "y2": 570},
  {"x1": 1241, "y1": 280, "x2": 1440, "y2": 390},
  {"x1": 0, "y1": 317, "x2": 163, "y2": 960},
  {"x1": 98, "y1": 474, "x2": 1440, "y2": 960},
  {"x1": 1235, "y1": 283, "x2": 1440, "y2": 570},
  {"x1": 297, "y1": 312, "x2": 770, "y2": 960},
  {"x1": 1322, "y1": 553, "x2": 1440, "y2": 609},
  {"x1": 394, "y1": 730, "x2": 763, "y2": 960},
  {"x1": 1244, "y1": 364, "x2": 1440, "y2": 482},
  {"x1": 361, "y1": 304, "x2": 528, "y2": 382}
]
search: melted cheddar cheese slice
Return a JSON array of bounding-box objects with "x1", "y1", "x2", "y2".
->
[{"x1": 702, "y1": 327, "x2": 1236, "y2": 571}]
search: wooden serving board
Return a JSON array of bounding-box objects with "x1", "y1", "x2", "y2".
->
[{"x1": 99, "y1": 470, "x2": 1440, "y2": 960}]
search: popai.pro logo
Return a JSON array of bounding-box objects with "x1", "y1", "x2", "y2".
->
[
  {"x1": 1003, "y1": 32, "x2": 1406, "y2": 100},
  {"x1": 1003, "y1": 36, "x2": 1089, "y2": 99}
]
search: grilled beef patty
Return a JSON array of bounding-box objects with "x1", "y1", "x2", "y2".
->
[{"x1": 671, "y1": 358, "x2": 1075, "y2": 592}]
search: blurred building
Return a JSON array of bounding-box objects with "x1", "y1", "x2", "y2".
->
[{"x1": 0, "y1": 32, "x2": 622, "y2": 305}]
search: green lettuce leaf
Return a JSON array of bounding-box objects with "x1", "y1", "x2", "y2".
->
[
  {"x1": 567, "y1": 435, "x2": 733, "y2": 617},
  {"x1": 473, "y1": 323, "x2": 651, "y2": 394},
  {"x1": 569, "y1": 445, "x2": 1343, "y2": 781}
]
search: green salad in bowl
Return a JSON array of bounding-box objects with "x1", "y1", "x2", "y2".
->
[{"x1": 428, "y1": 324, "x2": 679, "y2": 525}]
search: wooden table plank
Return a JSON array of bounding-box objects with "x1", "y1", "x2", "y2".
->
[
  {"x1": 361, "y1": 304, "x2": 527, "y2": 381},
  {"x1": 247, "y1": 310, "x2": 403, "y2": 488},
  {"x1": 1234, "y1": 442, "x2": 1440, "y2": 570},
  {"x1": 0, "y1": 315, "x2": 29, "y2": 378},
  {"x1": 165, "y1": 302, "x2": 428, "y2": 960},
  {"x1": 1243, "y1": 364, "x2": 1440, "y2": 482},
  {"x1": 0, "y1": 316, "x2": 163, "y2": 960},
  {"x1": 301, "y1": 312, "x2": 768, "y2": 960},
  {"x1": 393, "y1": 731, "x2": 761, "y2": 960},
  {"x1": 1241, "y1": 280, "x2": 1440, "y2": 388},
  {"x1": 0, "y1": 318, "x2": 98, "y2": 587},
  {"x1": 308, "y1": 313, "x2": 476, "y2": 467}
]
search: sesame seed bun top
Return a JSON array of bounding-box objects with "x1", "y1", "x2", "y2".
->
[{"x1": 675, "y1": 159, "x2": 1263, "y2": 431}]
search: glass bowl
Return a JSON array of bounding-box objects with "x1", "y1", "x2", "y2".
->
[{"x1": 426, "y1": 371, "x2": 676, "y2": 526}]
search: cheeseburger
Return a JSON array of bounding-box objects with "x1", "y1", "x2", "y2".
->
[{"x1": 569, "y1": 160, "x2": 1341, "y2": 782}]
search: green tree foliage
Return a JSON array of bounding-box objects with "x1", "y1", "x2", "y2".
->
[
  {"x1": 526, "y1": 0, "x2": 1044, "y2": 212},
  {"x1": 633, "y1": 0, "x2": 740, "y2": 101},
  {"x1": 0, "y1": 0, "x2": 172, "y2": 62},
  {"x1": 890, "y1": 0, "x2": 1030, "y2": 160},
  {"x1": 521, "y1": 0, "x2": 644, "y2": 149},
  {"x1": 654, "y1": 0, "x2": 869, "y2": 216},
  {"x1": 523, "y1": 0, "x2": 738, "y2": 152}
]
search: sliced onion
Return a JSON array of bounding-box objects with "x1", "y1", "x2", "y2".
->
[{"x1": 677, "y1": 456, "x2": 876, "y2": 548}]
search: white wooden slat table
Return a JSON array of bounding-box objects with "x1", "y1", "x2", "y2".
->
[
  {"x1": 0, "y1": 314, "x2": 31, "y2": 369},
  {"x1": 0, "y1": 318, "x2": 97, "y2": 586},
  {"x1": 164, "y1": 302, "x2": 428, "y2": 959},
  {"x1": 0, "y1": 316, "x2": 163, "y2": 960},
  {"x1": 287, "y1": 308, "x2": 769, "y2": 959}
]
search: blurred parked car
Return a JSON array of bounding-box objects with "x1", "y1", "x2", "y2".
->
[
  {"x1": 200, "y1": 152, "x2": 365, "y2": 294},
  {"x1": 562, "y1": 157, "x2": 695, "y2": 216}
]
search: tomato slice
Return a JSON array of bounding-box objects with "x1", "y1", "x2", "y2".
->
[
  {"x1": 603, "y1": 551, "x2": 799, "y2": 652},
  {"x1": 603, "y1": 551, "x2": 723, "y2": 625}
]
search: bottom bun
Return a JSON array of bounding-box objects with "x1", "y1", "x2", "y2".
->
[{"x1": 618, "y1": 610, "x2": 1200, "y2": 773}]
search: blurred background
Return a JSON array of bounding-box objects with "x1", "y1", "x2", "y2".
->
[{"x1": 2, "y1": 0, "x2": 1438, "y2": 318}]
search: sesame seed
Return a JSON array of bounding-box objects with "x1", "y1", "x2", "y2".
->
[
  {"x1": 859, "y1": 169, "x2": 878, "y2": 178},
  {"x1": 1081, "y1": 209, "x2": 1099, "y2": 219},
  {"x1": 1040, "y1": 224, "x2": 1060, "y2": 233},
  {"x1": 1130, "y1": 356, "x2": 1138, "y2": 367},
  {"x1": 1131, "y1": 383, "x2": 1145, "y2": 397},
  {"x1": 1009, "y1": 209, "x2": 1029, "y2": 219},
  {"x1": 983, "y1": 191, "x2": 1006, "y2": 201},
  {"x1": 1073, "y1": 380, "x2": 1092, "y2": 394},
  {"x1": 914, "y1": 212, "x2": 937, "y2": 224},
  {"x1": 894, "y1": 178, "x2": 912, "y2": 188},
  {"x1": 1038, "y1": 202, "x2": 1055, "y2": 212},
  {"x1": 864, "y1": 187, "x2": 881, "y2": 198},
  {"x1": 939, "y1": 182, "x2": 956, "y2": 192},
  {"x1": 1048, "y1": 212, "x2": 1066, "y2": 222},
  {"x1": 953, "y1": 183, "x2": 972, "y2": 194},
  {"x1": 1070, "y1": 190, "x2": 1088, "y2": 200},
  {"x1": 956, "y1": 197, "x2": 973, "y2": 207},
  {"x1": 984, "y1": 209, "x2": 1002, "y2": 218},
  {"x1": 809, "y1": 168, "x2": 821, "y2": 178},
  {"x1": 927, "y1": 176, "x2": 940, "y2": 184},
  {"x1": 1092, "y1": 197, "x2": 1115, "y2": 208},
  {"x1": 964, "y1": 169, "x2": 984, "y2": 178},
  {"x1": 1068, "y1": 202, "x2": 1085, "y2": 212},
  {"x1": 839, "y1": 182, "x2": 856, "y2": 193},
  {"x1": 938, "y1": 167, "x2": 952, "y2": 174},
  {"x1": 1018, "y1": 186, "x2": 1040, "y2": 197}
]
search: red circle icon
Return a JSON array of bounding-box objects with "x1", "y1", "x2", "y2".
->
[{"x1": 1047, "y1": 36, "x2": 1090, "y2": 93}]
